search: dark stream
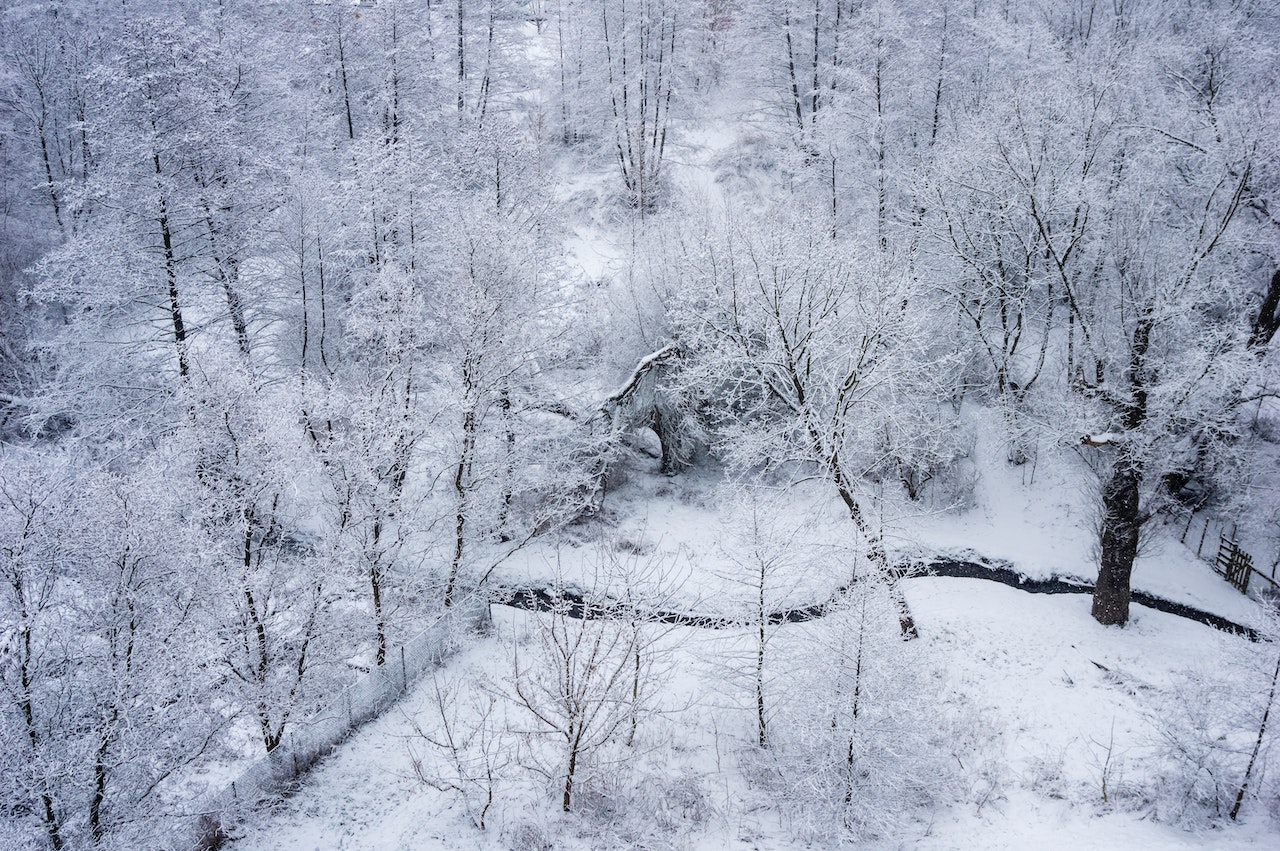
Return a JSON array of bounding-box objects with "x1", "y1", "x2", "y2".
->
[{"x1": 487, "y1": 554, "x2": 1260, "y2": 640}]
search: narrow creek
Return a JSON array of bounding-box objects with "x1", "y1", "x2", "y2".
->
[{"x1": 487, "y1": 555, "x2": 1260, "y2": 640}]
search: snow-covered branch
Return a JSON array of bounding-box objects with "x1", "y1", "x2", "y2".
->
[{"x1": 602, "y1": 343, "x2": 680, "y2": 409}]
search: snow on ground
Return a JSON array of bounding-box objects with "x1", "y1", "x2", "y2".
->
[
  {"x1": 224, "y1": 448, "x2": 1280, "y2": 850},
  {"x1": 907, "y1": 579, "x2": 1277, "y2": 850},
  {"x1": 898, "y1": 408, "x2": 1263, "y2": 627},
  {"x1": 222, "y1": 576, "x2": 1277, "y2": 850},
  {"x1": 486, "y1": 464, "x2": 856, "y2": 618}
]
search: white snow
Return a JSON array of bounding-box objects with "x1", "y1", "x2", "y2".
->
[{"x1": 224, "y1": 444, "x2": 1279, "y2": 850}]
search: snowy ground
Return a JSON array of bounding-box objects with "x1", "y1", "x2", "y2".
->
[{"x1": 223, "y1": 445, "x2": 1280, "y2": 851}]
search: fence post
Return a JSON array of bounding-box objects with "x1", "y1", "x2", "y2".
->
[
  {"x1": 400, "y1": 644, "x2": 408, "y2": 690},
  {"x1": 1197, "y1": 517, "x2": 1210, "y2": 557}
]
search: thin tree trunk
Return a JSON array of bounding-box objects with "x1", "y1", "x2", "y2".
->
[
  {"x1": 18, "y1": 626, "x2": 63, "y2": 850},
  {"x1": 873, "y1": 44, "x2": 887, "y2": 252},
  {"x1": 756, "y1": 553, "x2": 768, "y2": 747},
  {"x1": 200, "y1": 199, "x2": 250, "y2": 359},
  {"x1": 784, "y1": 7, "x2": 806, "y2": 138},
  {"x1": 316, "y1": 234, "x2": 333, "y2": 376},
  {"x1": 930, "y1": 6, "x2": 947, "y2": 147},
  {"x1": 497, "y1": 384, "x2": 515, "y2": 540},
  {"x1": 36, "y1": 114, "x2": 64, "y2": 232},
  {"x1": 337, "y1": 24, "x2": 355, "y2": 140},
  {"x1": 457, "y1": 0, "x2": 466, "y2": 115},
  {"x1": 843, "y1": 594, "x2": 865, "y2": 806},
  {"x1": 371, "y1": 519, "x2": 387, "y2": 666},
  {"x1": 826, "y1": 446, "x2": 917, "y2": 638},
  {"x1": 444, "y1": 405, "x2": 476, "y2": 608},
  {"x1": 1231, "y1": 649, "x2": 1280, "y2": 820},
  {"x1": 810, "y1": 0, "x2": 820, "y2": 119},
  {"x1": 557, "y1": 3, "x2": 572, "y2": 142},
  {"x1": 476, "y1": 0, "x2": 495, "y2": 124},
  {"x1": 156, "y1": 189, "x2": 189, "y2": 380},
  {"x1": 563, "y1": 737, "x2": 577, "y2": 811}
]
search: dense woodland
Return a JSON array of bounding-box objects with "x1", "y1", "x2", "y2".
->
[{"x1": 2, "y1": 0, "x2": 1279, "y2": 848}]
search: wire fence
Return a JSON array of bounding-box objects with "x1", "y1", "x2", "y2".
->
[{"x1": 157, "y1": 599, "x2": 488, "y2": 851}]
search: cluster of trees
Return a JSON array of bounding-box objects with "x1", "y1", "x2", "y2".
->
[
  {"x1": 408, "y1": 538, "x2": 961, "y2": 844},
  {"x1": 647, "y1": 0, "x2": 1280, "y2": 629},
  {"x1": 0, "y1": 0, "x2": 1277, "y2": 847},
  {"x1": 0, "y1": 2, "x2": 587, "y2": 847}
]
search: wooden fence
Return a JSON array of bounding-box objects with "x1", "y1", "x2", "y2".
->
[
  {"x1": 1182, "y1": 512, "x2": 1279, "y2": 599},
  {"x1": 1211, "y1": 534, "x2": 1280, "y2": 598},
  {"x1": 1216, "y1": 536, "x2": 1255, "y2": 594}
]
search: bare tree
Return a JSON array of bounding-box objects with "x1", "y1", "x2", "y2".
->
[
  {"x1": 406, "y1": 673, "x2": 507, "y2": 831},
  {"x1": 599, "y1": 0, "x2": 681, "y2": 211},
  {"x1": 670, "y1": 209, "x2": 952, "y2": 635},
  {"x1": 505, "y1": 560, "x2": 674, "y2": 812},
  {"x1": 755, "y1": 578, "x2": 957, "y2": 842}
]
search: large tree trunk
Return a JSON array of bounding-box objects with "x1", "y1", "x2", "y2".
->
[
  {"x1": 1092, "y1": 449, "x2": 1142, "y2": 625},
  {"x1": 1091, "y1": 316, "x2": 1151, "y2": 626}
]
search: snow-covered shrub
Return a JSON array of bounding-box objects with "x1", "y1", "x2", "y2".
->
[
  {"x1": 501, "y1": 818, "x2": 556, "y2": 851},
  {"x1": 867, "y1": 385, "x2": 973, "y2": 507},
  {"x1": 1140, "y1": 632, "x2": 1280, "y2": 827},
  {"x1": 1142, "y1": 672, "x2": 1248, "y2": 826},
  {"x1": 1023, "y1": 750, "x2": 1070, "y2": 801},
  {"x1": 746, "y1": 579, "x2": 961, "y2": 843},
  {"x1": 645, "y1": 767, "x2": 715, "y2": 831},
  {"x1": 405, "y1": 672, "x2": 508, "y2": 831}
]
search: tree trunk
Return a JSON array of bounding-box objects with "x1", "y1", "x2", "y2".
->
[
  {"x1": 1231, "y1": 649, "x2": 1280, "y2": 820},
  {"x1": 371, "y1": 520, "x2": 386, "y2": 667},
  {"x1": 1092, "y1": 450, "x2": 1141, "y2": 625},
  {"x1": 1092, "y1": 317, "x2": 1151, "y2": 626},
  {"x1": 18, "y1": 623, "x2": 63, "y2": 850},
  {"x1": 88, "y1": 729, "x2": 110, "y2": 844},
  {"x1": 200, "y1": 200, "x2": 251, "y2": 359},
  {"x1": 444, "y1": 404, "x2": 476, "y2": 608},
  {"x1": 336, "y1": 23, "x2": 355, "y2": 140},
  {"x1": 456, "y1": 0, "x2": 466, "y2": 115},
  {"x1": 1249, "y1": 268, "x2": 1280, "y2": 351},
  {"x1": 152, "y1": 151, "x2": 189, "y2": 381},
  {"x1": 784, "y1": 6, "x2": 806, "y2": 138},
  {"x1": 823, "y1": 439, "x2": 918, "y2": 639},
  {"x1": 756, "y1": 567, "x2": 768, "y2": 747}
]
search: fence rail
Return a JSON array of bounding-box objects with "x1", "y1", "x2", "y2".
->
[{"x1": 155, "y1": 599, "x2": 487, "y2": 851}]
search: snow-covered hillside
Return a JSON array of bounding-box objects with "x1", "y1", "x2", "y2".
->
[{"x1": 2, "y1": 3, "x2": 1279, "y2": 851}]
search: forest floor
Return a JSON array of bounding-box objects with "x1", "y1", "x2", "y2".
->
[{"x1": 222, "y1": 423, "x2": 1280, "y2": 850}]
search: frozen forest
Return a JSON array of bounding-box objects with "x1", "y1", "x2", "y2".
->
[{"x1": 3, "y1": 0, "x2": 1280, "y2": 848}]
